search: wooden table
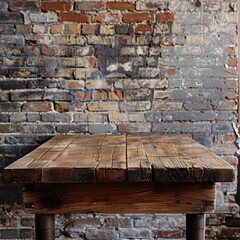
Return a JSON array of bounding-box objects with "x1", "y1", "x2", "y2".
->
[{"x1": 3, "y1": 134, "x2": 234, "y2": 240}]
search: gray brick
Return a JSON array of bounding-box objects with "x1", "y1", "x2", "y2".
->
[
  {"x1": 41, "y1": 113, "x2": 71, "y2": 123},
  {"x1": 162, "y1": 111, "x2": 216, "y2": 122},
  {"x1": 126, "y1": 89, "x2": 151, "y2": 101},
  {"x1": 11, "y1": 91, "x2": 44, "y2": 101},
  {"x1": 56, "y1": 124, "x2": 87, "y2": 133},
  {"x1": 183, "y1": 102, "x2": 212, "y2": 111},
  {"x1": 27, "y1": 113, "x2": 41, "y2": 122},
  {"x1": 1, "y1": 228, "x2": 19, "y2": 238},
  {"x1": 22, "y1": 124, "x2": 55, "y2": 134},
  {"x1": 0, "y1": 113, "x2": 9, "y2": 122},
  {"x1": 0, "y1": 2, "x2": 8, "y2": 11},
  {"x1": 89, "y1": 124, "x2": 117, "y2": 134},
  {"x1": 0, "y1": 25, "x2": 15, "y2": 35},
  {"x1": 0, "y1": 80, "x2": 27, "y2": 90},
  {"x1": 28, "y1": 79, "x2": 59, "y2": 89},
  {"x1": 212, "y1": 123, "x2": 233, "y2": 133},
  {"x1": 144, "y1": 112, "x2": 162, "y2": 122},
  {"x1": 0, "y1": 12, "x2": 23, "y2": 24},
  {"x1": 44, "y1": 91, "x2": 73, "y2": 101},
  {"x1": 0, "y1": 102, "x2": 22, "y2": 112},
  {"x1": 152, "y1": 123, "x2": 212, "y2": 133},
  {"x1": 10, "y1": 113, "x2": 27, "y2": 123},
  {"x1": 115, "y1": 24, "x2": 133, "y2": 35}
]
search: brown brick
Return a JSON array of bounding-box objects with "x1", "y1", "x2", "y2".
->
[
  {"x1": 59, "y1": 13, "x2": 90, "y2": 23},
  {"x1": 106, "y1": 2, "x2": 135, "y2": 10},
  {"x1": 67, "y1": 218, "x2": 101, "y2": 227},
  {"x1": 16, "y1": 25, "x2": 32, "y2": 34},
  {"x1": 167, "y1": 68, "x2": 176, "y2": 75},
  {"x1": 93, "y1": 90, "x2": 108, "y2": 100},
  {"x1": 92, "y1": 12, "x2": 121, "y2": 23},
  {"x1": 22, "y1": 101, "x2": 52, "y2": 112},
  {"x1": 74, "y1": 91, "x2": 91, "y2": 101},
  {"x1": 123, "y1": 12, "x2": 154, "y2": 23},
  {"x1": 217, "y1": 227, "x2": 240, "y2": 238},
  {"x1": 63, "y1": 80, "x2": 85, "y2": 89},
  {"x1": 228, "y1": 57, "x2": 237, "y2": 67},
  {"x1": 157, "y1": 12, "x2": 174, "y2": 23},
  {"x1": 64, "y1": 24, "x2": 81, "y2": 34},
  {"x1": 110, "y1": 91, "x2": 124, "y2": 100},
  {"x1": 135, "y1": 24, "x2": 152, "y2": 33},
  {"x1": 54, "y1": 102, "x2": 70, "y2": 112},
  {"x1": 105, "y1": 218, "x2": 132, "y2": 227},
  {"x1": 82, "y1": 24, "x2": 97, "y2": 35},
  {"x1": 41, "y1": 2, "x2": 72, "y2": 12},
  {"x1": 118, "y1": 123, "x2": 151, "y2": 133},
  {"x1": 88, "y1": 56, "x2": 98, "y2": 68},
  {"x1": 50, "y1": 24, "x2": 63, "y2": 34},
  {"x1": 226, "y1": 47, "x2": 235, "y2": 56},
  {"x1": 87, "y1": 102, "x2": 119, "y2": 111},
  {"x1": 154, "y1": 230, "x2": 183, "y2": 238},
  {"x1": 42, "y1": 46, "x2": 58, "y2": 56},
  {"x1": 75, "y1": 1, "x2": 104, "y2": 11}
]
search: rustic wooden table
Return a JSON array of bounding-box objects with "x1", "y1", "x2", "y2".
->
[{"x1": 3, "y1": 134, "x2": 235, "y2": 240}]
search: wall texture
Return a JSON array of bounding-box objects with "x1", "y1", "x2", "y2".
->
[{"x1": 0, "y1": 0, "x2": 239, "y2": 239}]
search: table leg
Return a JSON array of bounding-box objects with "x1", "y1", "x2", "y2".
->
[
  {"x1": 186, "y1": 214, "x2": 205, "y2": 240},
  {"x1": 35, "y1": 214, "x2": 55, "y2": 240}
]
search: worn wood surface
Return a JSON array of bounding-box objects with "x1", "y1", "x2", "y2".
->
[
  {"x1": 3, "y1": 134, "x2": 235, "y2": 183},
  {"x1": 23, "y1": 183, "x2": 216, "y2": 214}
]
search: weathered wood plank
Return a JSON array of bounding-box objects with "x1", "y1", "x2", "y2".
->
[{"x1": 23, "y1": 183, "x2": 216, "y2": 214}]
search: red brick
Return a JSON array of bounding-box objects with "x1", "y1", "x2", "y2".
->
[
  {"x1": 106, "y1": 2, "x2": 135, "y2": 10},
  {"x1": 123, "y1": 12, "x2": 154, "y2": 23},
  {"x1": 154, "y1": 230, "x2": 183, "y2": 238},
  {"x1": 59, "y1": 13, "x2": 90, "y2": 23},
  {"x1": 217, "y1": 227, "x2": 240, "y2": 238},
  {"x1": 82, "y1": 25, "x2": 97, "y2": 35},
  {"x1": 67, "y1": 218, "x2": 101, "y2": 227},
  {"x1": 158, "y1": 12, "x2": 174, "y2": 23},
  {"x1": 135, "y1": 24, "x2": 152, "y2": 33},
  {"x1": 41, "y1": 2, "x2": 72, "y2": 12},
  {"x1": 75, "y1": 1, "x2": 104, "y2": 11},
  {"x1": 228, "y1": 57, "x2": 237, "y2": 67}
]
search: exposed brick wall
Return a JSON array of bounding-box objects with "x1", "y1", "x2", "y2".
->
[{"x1": 0, "y1": 0, "x2": 239, "y2": 239}]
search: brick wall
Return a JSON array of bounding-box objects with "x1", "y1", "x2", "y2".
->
[{"x1": 0, "y1": 0, "x2": 239, "y2": 239}]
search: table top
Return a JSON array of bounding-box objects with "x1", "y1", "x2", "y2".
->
[{"x1": 3, "y1": 134, "x2": 234, "y2": 183}]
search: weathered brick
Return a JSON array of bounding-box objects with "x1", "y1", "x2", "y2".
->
[
  {"x1": 126, "y1": 89, "x2": 151, "y2": 101},
  {"x1": 29, "y1": 13, "x2": 58, "y2": 23},
  {"x1": 105, "y1": 218, "x2": 132, "y2": 228},
  {"x1": 44, "y1": 91, "x2": 73, "y2": 101},
  {"x1": 22, "y1": 101, "x2": 53, "y2": 112},
  {"x1": 115, "y1": 24, "x2": 133, "y2": 35},
  {"x1": 23, "y1": 124, "x2": 55, "y2": 134},
  {"x1": 41, "y1": 113, "x2": 71, "y2": 122},
  {"x1": 16, "y1": 25, "x2": 32, "y2": 34},
  {"x1": 88, "y1": 102, "x2": 119, "y2": 112},
  {"x1": 123, "y1": 12, "x2": 154, "y2": 23},
  {"x1": 1, "y1": 229, "x2": 19, "y2": 239},
  {"x1": 135, "y1": 24, "x2": 152, "y2": 34},
  {"x1": 0, "y1": 113, "x2": 9, "y2": 122},
  {"x1": 59, "y1": 13, "x2": 90, "y2": 23},
  {"x1": 64, "y1": 24, "x2": 81, "y2": 35},
  {"x1": 119, "y1": 101, "x2": 151, "y2": 112},
  {"x1": 92, "y1": 90, "x2": 108, "y2": 101},
  {"x1": 75, "y1": 2, "x2": 104, "y2": 11},
  {"x1": 118, "y1": 123, "x2": 151, "y2": 133},
  {"x1": 11, "y1": 91, "x2": 44, "y2": 101},
  {"x1": 106, "y1": 2, "x2": 135, "y2": 10},
  {"x1": 41, "y1": 2, "x2": 72, "y2": 12},
  {"x1": 153, "y1": 229, "x2": 183, "y2": 238},
  {"x1": 86, "y1": 228, "x2": 118, "y2": 240},
  {"x1": 0, "y1": 124, "x2": 22, "y2": 133},
  {"x1": 66, "y1": 217, "x2": 101, "y2": 228},
  {"x1": 82, "y1": 25, "x2": 98, "y2": 35},
  {"x1": 89, "y1": 124, "x2": 117, "y2": 133},
  {"x1": 56, "y1": 124, "x2": 87, "y2": 133},
  {"x1": 10, "y1": 114, "x2": 27, "y2": 123},
  {"x1": 0, "y1": 25, "x2": 15, "y2": 35},
  {"x1": 0, "y1": 12, "x2": 23, "y2": 24},
  {"x1": 0, "y1": 103, "x2": 22, "y2": 112},
  {"x1": 75, "y1": 91, "x2": 91, "y2": 101},
  {"x1": 157, "y1": 12, "x2": 174, "y2": 23},
  {"x1": 119, "y1": 228, "x2": 150, "y2": 238}
]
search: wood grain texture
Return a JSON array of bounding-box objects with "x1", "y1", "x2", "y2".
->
[
  {"x1": 3, "y1": 134, "x2": 235, "y2": 183},
  {"x1": 23, "y1": 183, "x2": 216, "y2": 214}
]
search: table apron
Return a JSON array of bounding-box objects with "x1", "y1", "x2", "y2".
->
[{"x1": 23, "y1": 182, "x2": 216, "y2": 214}]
